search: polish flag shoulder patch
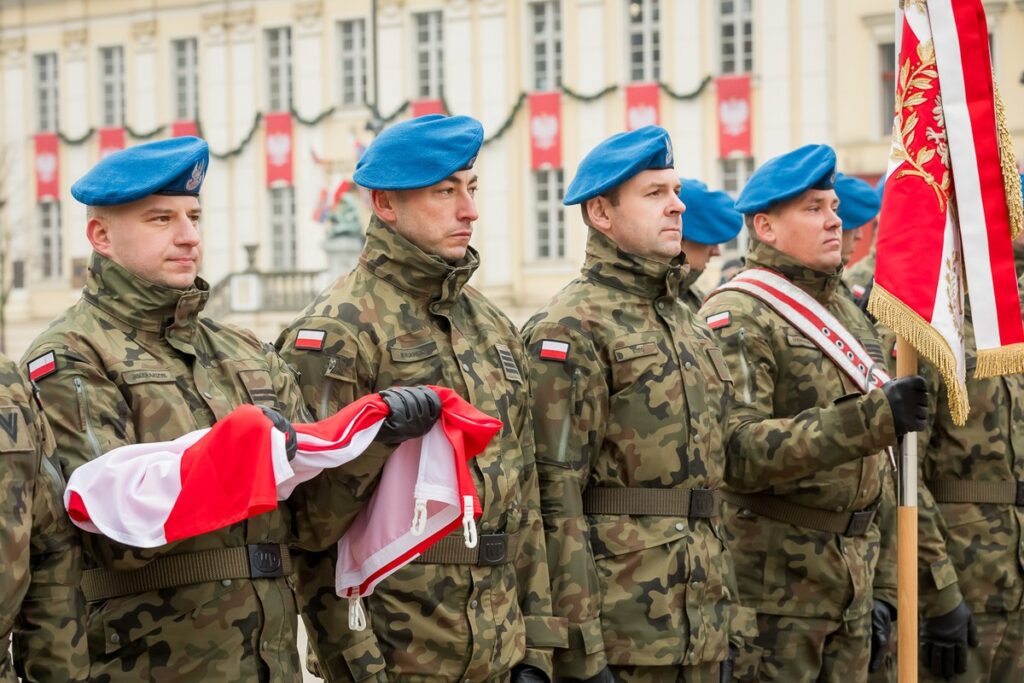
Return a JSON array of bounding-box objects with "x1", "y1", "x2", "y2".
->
[
  {"x1": 538, "y1": 340, "x2": 569, "y2": 362},
  {"x1": 28, "y1": 352, "x2": 57, "y2": 382},
  {"x1": 705, "y1": 312, "x2": 732, "y2": 330},
  {"x1": 294, "y1": 329, "x2": 327, "y2": 351},
  {"x1": 851, "y1": 284, "x2": 866, "y2": 298}
]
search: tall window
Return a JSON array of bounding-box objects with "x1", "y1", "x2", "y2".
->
[
  {"x1": 534, "y1": 169, "x2": 565, "y2": 260},
  {"x1": 35, "y1": 53, "x2": 59, "y2": 132},
  {"x1": 99, "y1": 46, "x2": 125, "y2": 127},
  {"x1": 38, "y1": 201, "x2": 63, "y2": 280},
  {"x1": 627, "y1": 0, "x2": 660, "y2": 82},
  {"x1": 339, "y1": 19, "x2": 368, "y2": 106},
  {"x1": 879, "y1": 42, "x2": 895, "y2": 137},
  {"x1": 720, "y1": 158, "x2": 755, "y2": 253},
  {"x1": 172, "y1": 38, "x2": 199, "y2": 121},
  {"x1": 414, "y1": 11, "x2": 444, "y2": 99},
  {"x1": 270, "y1": 187, "x2": 296, "y2": 270},
  {"x1": 530, "y1": 1, "x2": 562, "y2": 91},
  {"x1": 266, "y1": 27, "x2": 293, "y2": 111},
  {"x1": 719, "y1": 0, "x2": 753, "y2": 74}
]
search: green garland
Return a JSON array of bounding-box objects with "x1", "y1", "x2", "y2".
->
[{"x1": 47, "y1": 76, "x2": 715, "y2": 157}]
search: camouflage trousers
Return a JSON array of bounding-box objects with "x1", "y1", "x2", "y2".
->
[
  {"x1": 734, "y1": 613, "x2": 871, "y2": 683},
  {"x1": 919, "y1": 608, "x2": 1024, "y2": 683},
  {"x1": 606, "y1": 662, "x2": 722, "y2": 682}
]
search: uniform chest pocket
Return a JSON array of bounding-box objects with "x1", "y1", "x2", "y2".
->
[
  {"x1": 610, "y1": 332, "x2": 666, "y2": 392},
  {"x1": 379, "y1": 329, "x2": 445, "y2": 387},
  {"x1": 0, "y1": 405, "x2": 31, "y2": 453},
  {"x1": 238, "y1": 368, "x2": 278, "y2": 408}
]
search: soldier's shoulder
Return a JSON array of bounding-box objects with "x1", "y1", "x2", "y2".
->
[
  {"x1": 699, "y1": 286, "x2": 770, "y2": 327},
  {"x1": 197, "y1": 316, "x2": 272, "y2": 355},
  {"x1": 0, "y1": 355, "x2": 33, "y2": 402},
  {"x1": 460, "y1": 285, "x2": 521, "y2": 335}
]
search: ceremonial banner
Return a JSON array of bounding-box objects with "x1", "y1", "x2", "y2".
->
[
  {"x1": 625, "y1": 83, "x2": 660, "y2": 130},
  {"x1": 411, "y1": 99, "x2": 445, "y2": 118},
  {"x1": 529, "y1": 91, "x2": 562, "y2": 170},
  {"x1": 172, "y1": 120, "x2": 199, "y2": 138},
  {"x1": 264, "y1": 112, "x2": 293, "y2": 187},
  {"x1": 869, "y1": 0, "x2": 1024, "y2": 424},
  {"x1": 98, "y1": 127, "x2": 125, "y2": 158},
  {"x1": 716, "y1": 75, "x2": 752, "y2": 158},
  {"x1": 34, "y1": 133, "x2": 59, "y2": 201}
]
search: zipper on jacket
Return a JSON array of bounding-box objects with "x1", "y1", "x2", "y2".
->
[
  {"x1": 73, "y1": 377, "x2": 103, "y2": 459},
  {"x1": 319, "y1": 357, "x2": 337, "y2": 420},
  {"x1": 555, "y1": 367, "x2": 582, "y2": 465}
]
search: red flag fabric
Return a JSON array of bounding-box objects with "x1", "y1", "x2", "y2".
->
[
  {"x1": 98, "y1": 127, "x2": 124, "y2": 158},
  {"x1": 264, "y1": 112, "x2": 294, "y2": 187},
  {"x1": 411, "y1": 99, "x2": 445, "y2": 118},
  {"x1": 870, "y1": 0, "x2": 1024, "y2": 424},
  {"x1": 529, "y1": 92, "x2": 562, "y2": 170},
  {"x1": 172, "y1": 121, "x2": 199, "y2": 138},
  {"x1": 716, "y1": 75, "x2": 752, "y2": 158},
  {"x1": 34, "y1": 133, "x2": 59, "y2": 201},
  {"x1": 625, "y1": 83, "x2": 660, "y2": 130}
]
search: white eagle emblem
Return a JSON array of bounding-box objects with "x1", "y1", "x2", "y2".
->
[
  {"x1": 185, "y1": 161, "x2": 205, "y2": 191},
  {"x1": 36, "y1": 153, "x2": 57, "y2": 183},
  {"x1": 531, "y1": 114, "x2": 559, "y2": 150},
  {"x1": 627, "y1": 105, "x2": 658, "y2": 131},
  {"x1": 266, "y1": 132, "x2": 292, "y2": 167},
  {"x1": 719, "y1": 97, "x2": 750, "y2": 136}
]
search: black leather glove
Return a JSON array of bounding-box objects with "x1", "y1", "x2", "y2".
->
[
  {"x1": 563, "y1": 667, "x2": 616, "y2": 683},
  {"x1": 869, "y1": 599, "x2": 896, "y2": 673},
  {"x1": 258, "y1": 405, "x2": 297, "y2": 461},
  {"x1": 921, "y1": 601, "x2": 978, "y2": 679},
  {"x1": 510, "y1": 664, "x2": 550, "y2": 683},
  {"x1": 376, "y1": 386, "x2": 442, "y2": 446},
  {"x1": 881, "y1": 375, "x2": 929, "y2": 438},
  {"x1": 720, "y1": 643, "x2": 738, "y2": 682}
]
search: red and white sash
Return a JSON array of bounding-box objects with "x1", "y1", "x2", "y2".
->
[{"x1": 712, "y1": 268, "x2": 892, "y2": 393}]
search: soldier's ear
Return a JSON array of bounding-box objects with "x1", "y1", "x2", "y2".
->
[
  {"x1": 370, "y1": 189, "x2": 399, "y2": 225},
  {"x1": 752, "y1": 212, "x2": 776, "y2": 245},
  {"x1": 585, "y1": 196, "x2": 614, "y2": 236},
  {"x1": 86, "y1": 211, "x2": 115, "y2": 258}
]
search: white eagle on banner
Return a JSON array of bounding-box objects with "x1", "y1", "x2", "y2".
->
[
  {"x1": 267, "y1": 132, "x2": 292, "y2": 167},
  {"x1": 531, "y1": 114, "x2": 559, "y2": 150},
  {"x1": 720, "y1": 97, "x2": 750, "y2": 137}
]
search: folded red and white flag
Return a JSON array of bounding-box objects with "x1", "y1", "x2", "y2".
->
[{"x1": 65, "y1": 387, "x2": 500, "y2": 619}]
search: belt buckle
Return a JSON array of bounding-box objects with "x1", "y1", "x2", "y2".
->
[
  {"x1": 1016, "y1": 481, "x2": 1024, "y2": 507},
  {"x1": 476, "y1": 534, "x2": 508, "y2": 566},
  {"x1": 844, "y1": 510, "x2": 874, "y2": 537},
  {"x1": 248, "y1": 544, "x2": 285, "y2": 578},
  {"x1": 689, "y1": 489, "x2": 716, "y2": 518}
]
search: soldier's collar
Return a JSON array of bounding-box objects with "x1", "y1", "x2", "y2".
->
[
  {"x1": 84, "y1": 253, "x2": 210, "y2": 333},
  {"x1": 360, "y1": 216, "x2": 480, "y2": 303},
  {"x1": 745, "y1": 240, "x2": 841, "y2": 303},
  {"x1": 582, "y1": 229, "x2": 683, "y2": 299}
]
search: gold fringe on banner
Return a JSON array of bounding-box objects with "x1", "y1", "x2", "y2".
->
[
  {"x1": 994, "y1": 82, "x2": 1023, "y2": 240},
  {"x1": 976, "y1": 343, "x2": 1024, "y2": 378},
  {"x1": 868, "y1": 283, "x2": 970, "y2": 425}
]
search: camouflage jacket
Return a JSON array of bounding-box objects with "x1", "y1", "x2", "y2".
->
[
  {"x1": 0, "y1": 355, "x2": 87, "y2": 682},
  {"x1": 699, "y1": 241, "x2": 898, "y2": 620},
  {"x1": 20, "y1": 254, "x2": 327, "y2": 682},
  {"x1": 679, "y1": 266, "x2": 706, "y2": 314},
  {"x1": 521, "y1": 230, "x2": 747, "y2": 678},
  {"x1": 276, "y1": 217, "x2": 559, "y2": 682},
  {"x1": 915, "y1": 246, "x2": 1024, "y2": 618},
  {"x1": 843, "y1": 250, "x2": 876, "y2": 292}
]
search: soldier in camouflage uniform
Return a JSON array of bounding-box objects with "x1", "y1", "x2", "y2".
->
[
  {"x1": 841, "y1": 177, "x2": 885, "y2": 298},
  {"x1": 522, "y1": 127, "x2": 751, "y2": 683},
  {"x1": 698, "y1": 145, "x2": 929, "y2": 683},
  {"x1": 913, "y1": 229, "x2": 1024, "y2": 681},
  {"x1": 277, "y1": 114, "x2": 559, "y2": 682},
  {"x1": 20, "y1": 138, "x2": 438, "y2": 682},
  {"x1": 0, "y1": 354, "x2": 88, "y2": 682},
  {"x1": 677, "y1": 178, "x2": 743, "y2": 314}
]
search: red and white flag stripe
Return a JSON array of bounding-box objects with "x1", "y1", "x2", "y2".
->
[
  {"x1": 539, "y1": 340, "x2": 569, "y2": 361},
  {"x1": 706, "y1": 312, "x2": 732, "y2": 330},
  {"x1": 295, "y1": 329, "x2": 326, "y2": 350},
  {"x1": 28, "y1": 352, "x2": 56, "y2": 382}
]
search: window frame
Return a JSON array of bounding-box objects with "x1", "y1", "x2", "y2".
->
[
  {"x1": 338, "y1": 18, "x2": 369, "y2": 107},
  {"x1": 35, "y1": 52, "x2": 59, "y2": 132},
  {"x1": 99, "y1": 46, "x2": 125, "y2": 127},
  {"x1": 529, "y1": 0, "x2": 563, "y2": 92},
  {"x1": 269, "y1": 186, "x2": 297, "y2": 271},
  {"x1": 413, "y1": 11, "x2": 444, "y2": 99},
  {"x1": 533, "y1": 168, "x2": 566, "y2": 261},
  {"x1": 626, "y1": 0, "x2": 661, "y2": 83},
  {"x1": 718, "y1": 0, "x2": 753, "y2": 75},
  {"x1": 37, "y1": 200, "x2": 63, "y2": 281},
  {"x1": 171, "y1": 38, "x2": 199, "y2": 122},
  {"x1": 265, "y1": 27, "x2": 294, "y2": 112}
]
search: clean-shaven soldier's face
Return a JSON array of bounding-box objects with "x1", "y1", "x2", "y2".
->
[
  {"x1": 87, "y1": 194, "x2": 203, "y2": 289},
  {"x1": 586, "y1": 168, "x2": 685, "y2": 262},
  {"x1": 372, "y1": 170, "x2": 479, "y2": 264},
  {"x1": 753, "y1": 188, "x2": 843, "y2": 272}
]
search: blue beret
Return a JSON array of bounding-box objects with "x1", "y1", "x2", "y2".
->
[
  {"x1": 735, "y1": 144, "x2": 837, "y2": 214},
  {"x1": 678, "y1": 178, "x2": 742, "y2": 245},
  {"x1": 834, "y1": 173, "x2": 881, "y2": 230},
  {"x1": 353, "y1": 114, "x2": 484, "y2": 190},
  {"x1": 71, "y1": 137, "x2": 208, "y2": 206},
  {"x1": 563, "y1": 126, "x2": 674, "y2": 206}
]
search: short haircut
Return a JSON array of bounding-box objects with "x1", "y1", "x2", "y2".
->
[{"x1": 580, "y1": 188, "x2": 621, "y2": 229}]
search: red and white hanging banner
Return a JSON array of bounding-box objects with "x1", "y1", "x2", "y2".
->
[
  {"x1": 172, "y1": 121, "x2": 199, "y2": 138},
  {"x1": 264, "y1": 112, "x2": 294, "y2": 187},
  {"x1": 625, "y1": 83, "x2": 660, "y2": 130},
  {"x1": 716, "y1": 75, "x2": 752, "y2": 158},
  {"x1": 529, "y1": 92, "x2": 562, "y2": 170},
  {"x1": 411, "y1": 99, "x2": 445, "y2": 118},
  {"x1": 98, "y1": 127, "x2": 125, "y2": 158},
  {"x1": 34, "y1": 133, "x2": 60, "y2": 201}
]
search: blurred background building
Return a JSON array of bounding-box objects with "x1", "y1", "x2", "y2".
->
[{"x1": 1, "y1": 0, "x2": 1023, "y2": 356}]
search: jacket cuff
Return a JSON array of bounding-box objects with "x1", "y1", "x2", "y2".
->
[
  {"x1": 919, "y1": 557, "x2": 963, "y2": 618},
  {"x1": 553, "y1": 617, "x2": 607, "y2": 679}
]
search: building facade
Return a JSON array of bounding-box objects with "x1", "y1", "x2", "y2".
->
[{"x1": 1, "y1": 0, "x2": 1023, "y2": 356}]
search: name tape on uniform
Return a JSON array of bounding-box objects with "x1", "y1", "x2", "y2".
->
[
  {"x1": 705, "y1": 312, "x2": 732, "y2": 330},
  {"x1": 538, "y1": 340, "x2": 569, "y2": 362},
  {"x1": 28, "y1": 351, "x2": 57, "y2": 381},
  {"x1": 294, "y1": 329, "x2": 326, "y2": 351}
]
